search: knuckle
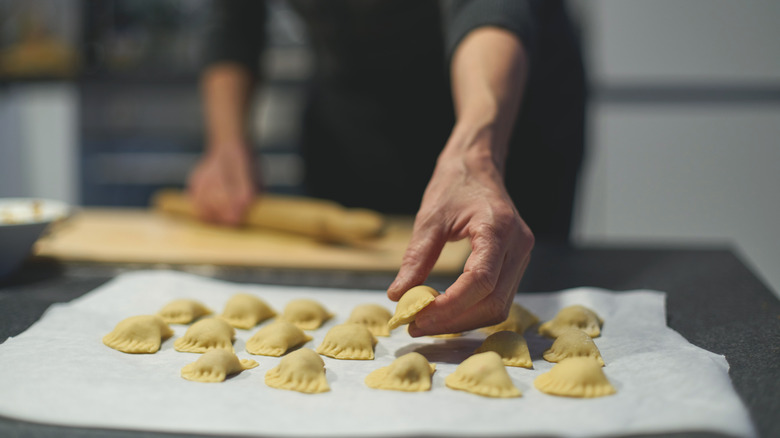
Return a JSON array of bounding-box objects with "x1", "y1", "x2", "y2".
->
[
  {"x1": 401, "y1": 243, "x2": 426, "y2": 267},
  {"x1": 522, "y1": 225, "x2": 535, "y2": 250},
  {"x1": 469, "y1": 268, "x2": 498, "y2": 296}
]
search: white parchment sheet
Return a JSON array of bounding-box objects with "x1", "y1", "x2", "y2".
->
[{"x1": 0, "y1": 270, "x2": 755, "y2": 437}]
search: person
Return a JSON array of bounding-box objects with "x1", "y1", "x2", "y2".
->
[{"x1": 188, "y1": 0, "x2": 586, "y2": 337}]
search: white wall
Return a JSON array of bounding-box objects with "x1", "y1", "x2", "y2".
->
[
  {"x1": 574, "y1": 0, "x2": 780, "y2": 297},
  {"x1": 0, "y1": 84, "x2": 79, "y2": 204}
]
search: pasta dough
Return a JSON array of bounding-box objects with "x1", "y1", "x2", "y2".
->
[
  {"x1": 157, "y1": 299, "x2": 212, "y2": 325},
  {"x1": 316, "y1": 323, "x2": 377, "y2": 360},
  {"x1": 543, "y1": 328, "x2": 605, "y2": 366},
  {"x1": 279, "y1": 299, "x2": 333, "y2": 330},
  {"x1": 174, "y1": 317, "x2": 235, "y2": 353},
  {"x1": 429, "y1": 332, "x2": 462, "y2": 339},
  {"x1": 474, "y1": 330, "x2": 533, "y2": 368},
  {"x1": 346, "y1": 304, "x2": 393, "y2": 337},
  {"x1": 220, "y1": 293, "x2": 276, "y2": 329},
  {"x1": 445, "y1": 352, "x2": 521, "y2": 398},
  {"x1": 539, "y1": 305, "x2": 603, "y2": 338},
  {"x1": 534, "y1": 357, "x2": 616, "y2": 398},
  {"x1": 180, "y1": 349, "x2": 258, "y2": 383},
  {"x1": 245, "y1": 320, "x2": 312, "y2": 357},
  {"x1": 103, "y1": 315, "x2": 173, "y2": 354},
  {"x1": 365, "y1": 352, "x2": 436, "y2": 392},
  {"x1": 387, "y1": 285, "x2": 439, "y2": 330},
  {"x1": 480, "y1": 303, "x2": 539, "y2": 335},
  {"x1": 265, "y1": 348, "x2": 329, "y2": 394}
]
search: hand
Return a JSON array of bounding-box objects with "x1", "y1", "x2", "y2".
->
[
  {"x1": 387, "y1": 149, "x2": 534, "y2": 337},
  {"x1": 187, "y1": 142, "x2": 257, "y2": 226}
]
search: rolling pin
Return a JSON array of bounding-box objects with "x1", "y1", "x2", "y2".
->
[{"x1": 152, "y1": 189, "x2": 385, "y2": 243}]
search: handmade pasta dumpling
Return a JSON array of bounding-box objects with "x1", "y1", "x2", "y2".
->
[
  {"x1": 246, "y1": 320, "x2": 312, "y2": 357},
  {"x1": 174, "y1": 317, "x2": 235, "y2": 353},
  {"x1": 445, "y1": 351, "x2": 521, "y2": 398},
  {"x1": 387, "y1": 285, "x2": 439, "y2": 330},
  {"x1": 157, "y1": 299, "x2": 212, "y2": 324},
  {"x1": 539, "y1": 305, "x2": 603, "y2": 338},
  {"x1": 365, "y1": 352, "x2": 436, "y2": 392},
  {"x1": 480, "y1": 303, "x2": 539, "y2": 335},
  {"x1": 543, "y1": 328, "x2": 605, "y2": 366},
  {"x1": 534, "y1": 357, "x2": 616, "y2": 398},
  {"x1": 220, "y1": 293, "x2": 276, "y2": 329},
  {"x1": 181, "y1": 349, "x2": 258, "y2": 383},
  {"x1": 429, "y1": 332, "x2": 462, "y2": 339},
  {"x1": 265, "y1": 348, "x2": 329, "y2": 393},
  {"x1": 103, "y1": 315, "x2": 173, "y2": 354},
  {"x1": 279, "y1": 299, "x2": 333, "y2": 330},
  {"x1": 316, "y1": 323, "x2": 377, "y2": 360},
  {"x1": 346, "y1": 304, "x2": 393, "y2": 337},
  {"x1": 474, "y1": 330, "x2": 533, "y2": 368}
]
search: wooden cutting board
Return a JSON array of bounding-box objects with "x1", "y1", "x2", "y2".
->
[{"x1": 35, "y1": 209, "x2": 471, "y2": 273}]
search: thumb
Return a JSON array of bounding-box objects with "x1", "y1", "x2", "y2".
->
[{"x1": 387, "y1": 222, "x2": 447, "y2": 301}]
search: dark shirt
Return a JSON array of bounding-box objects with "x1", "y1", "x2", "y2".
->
[{"x1": 205, "y1": 0, "x2": 586, "y2": 241}]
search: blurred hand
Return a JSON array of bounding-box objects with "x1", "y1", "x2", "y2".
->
[
  {"x1": 387, "y1": 149, "x2": 534, "y2": 336},
  {"x1": 187, "y1": 142, "x2": 257, "y2": 226}
]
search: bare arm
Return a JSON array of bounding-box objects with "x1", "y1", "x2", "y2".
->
[
  {"x1": 388, "y1": 27, "x2": 534, "y2": 335},
  {"x1": 188, "y1": 63, "x2": 258, "y2": 225}
]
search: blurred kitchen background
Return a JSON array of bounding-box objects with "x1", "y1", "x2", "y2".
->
[{"x1": 1, "y1": 0, "x2": 778, "y2": 297}]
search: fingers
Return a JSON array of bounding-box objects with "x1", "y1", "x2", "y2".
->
[
  {"x1": 410, "y1": 220, "x2": 533, "y2": 336},
  {"x1": 409, "y1": 252, "x2": 530, "y2": 336},
  {"x1": 411, "y1": 224, "x2": 506, "y2": 322},
  {"x1": 387, "y1": 218, "x2": 448, "y2": 302}
]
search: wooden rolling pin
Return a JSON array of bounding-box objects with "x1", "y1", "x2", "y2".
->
[{"x1": 152, "y1": 189, "x2": 385, "y2": 243}]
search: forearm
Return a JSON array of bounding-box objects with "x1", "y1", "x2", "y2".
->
[
  {"x1": 390, "y1": 28, "x2": 535, "y2": 336},
  {"x1": 441, "y1": 27, "x2": 528, "y2": 176},
  {"x1": 201, "y1": 62, "x2": 255, "y2": 151}
]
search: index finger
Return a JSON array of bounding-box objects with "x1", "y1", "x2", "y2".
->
[{"x1": 387, "y1": 217, "x2": 448, "y2": 302}]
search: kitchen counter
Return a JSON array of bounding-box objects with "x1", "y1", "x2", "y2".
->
[{"x1": 1, "y1": 243, "x2": 778, "y2": 438}]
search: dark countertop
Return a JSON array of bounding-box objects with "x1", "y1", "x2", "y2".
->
[{"x1": 1, "y1": 243, "x2": 778, "y2": 438}]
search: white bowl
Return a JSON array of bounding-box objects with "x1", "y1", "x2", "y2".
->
[{"x1": 0, "y1": 198, "x2": 71, "y2": 278}]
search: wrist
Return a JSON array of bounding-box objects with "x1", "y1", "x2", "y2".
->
[
  {"x1": 439, "y1": 114, "x2": 507, "y2": 177},
  {"x1": 205, "y1": 138, "x2": 251, "y2": 161}
]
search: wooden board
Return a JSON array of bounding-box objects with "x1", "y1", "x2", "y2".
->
[{"x1": 35, "y1": 209, "x2": 471, "y2": 273}]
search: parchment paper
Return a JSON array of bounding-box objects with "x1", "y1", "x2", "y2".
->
[{"x1": 0, "y1": 270, "x2": 755, "y2": 437}]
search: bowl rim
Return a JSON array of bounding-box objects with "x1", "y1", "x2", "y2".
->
[{"x1": 0, "y1": 198, "x2": 72, "y2": 227}]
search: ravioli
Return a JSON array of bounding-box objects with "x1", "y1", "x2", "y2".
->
[
  {"x1": 279, "y1": 299, "x2": 333, "y2": 330},
  {"x1": 539, "y1": 305, "x2": 603, "y2": 338},
  {"x1": 543, "y1": 328, "x2": 605, "y2": 366},
  {"x1": 474, "y1": 330, "x2": 533, "y2": 368},
  {"x1": 445, "y1": 351, "x2": 521, "y2": 398},
  {"x1": 480, "y1": 303, "x2": 539, "y2": 335},
  {"x1": 365, "y1": 352, "x2": 436, "y2": 392},
  {"x1": 181, "y1": 349, "x2": 258, "y2": 383},
  {"x1": 316, "y1": 323, "x2": 377, "y2": 360},
  {"x1": 534, "y1": 357, "x2": 616, "y2": 398},
  {"x1": 157, "y1": 299, "x2": 213, "y2": 325},
  {"x1": 103, "y1": 315, "x2": 173, "y2": 354},
  {"x1": 246, "y1": 320, "x2": 312, "y2": 357},
  {"x1": 265, "y1": 348, "x2": 329, "y2": 394},
  {"x1": 429, "y1": 332, "x2": 462, "y2": 339},
  {"x1": 174, "y1": 317, "x2": 235, "y2": 353},
  {"x1": 346, "y1": 304, "x2": 393, "y2": 337},
  {"x1": 387, "y1": 285, "x2": 440, "y2": 330},
  {"x1": 220, "y1": 293, "x2": 276, "y2": 329}
]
